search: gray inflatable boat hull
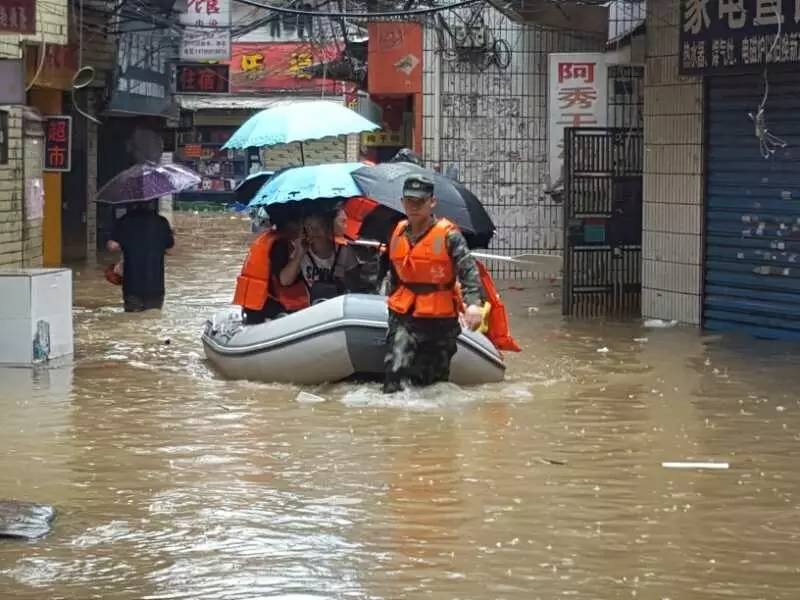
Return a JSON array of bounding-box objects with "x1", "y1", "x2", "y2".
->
[{"x1": 202, "y1": 294, "x2": 505, "y2": 385}]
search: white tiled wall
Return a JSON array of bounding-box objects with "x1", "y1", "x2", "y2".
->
[{"x1": 641, "y1": 0, "x2": 705, "y2": 324}]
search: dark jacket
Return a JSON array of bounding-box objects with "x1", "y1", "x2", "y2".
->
[{"x1": 111, "y1": 209, "x2": 174, "y2": 298}]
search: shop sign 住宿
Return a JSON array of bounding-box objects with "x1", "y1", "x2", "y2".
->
[
  {"x1": 176, "y1": 63, "x2": 229, "y2": 93},
  {"x1": 44, "y1": 116, "x2": 71, "y2": 172},
  {"x1": 547, "y1": 53, "x2": 607, "y2": 188},
  {"x1": 180, "y1": 0, "x2": 231, "y2": 61},
  {"x1": 679, "y1": 0, "x2": 800, "y2": 73}
]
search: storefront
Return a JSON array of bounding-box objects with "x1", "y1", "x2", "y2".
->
[
  {"x1": 680, "y1": 0, "x2": 800, "y2": 339},
  {"x1": 365, "y1": 22, "x2": 423, "y2": 161},
  {"x1": 173, "y1": 97, "x2": 261, "y2": 203}
]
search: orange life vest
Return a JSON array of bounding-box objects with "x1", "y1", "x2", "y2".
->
[
  {"x1": 388, "y1": 218, "x2": 460, "y2": 318},
  {"x1": 341, "y1": 196, "x2": 379, "y2": 241},
  {"x1": 232, "y1": 231, "x2": 310, "y2": 312},
  {"x1": 475, "y1": 260, "x2": 521, "y2": 352}
]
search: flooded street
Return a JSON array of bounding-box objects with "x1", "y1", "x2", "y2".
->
[{"x1": 3, "y1": 213, "x2": 800, "y2": 599}]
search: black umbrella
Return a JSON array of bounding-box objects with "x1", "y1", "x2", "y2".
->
[
  {"x1": 351, "y1": 162, "x2": 495, "y2": 248},
  {"x1": 234, "y1": 170, "x2": 275, "y2": 204}
]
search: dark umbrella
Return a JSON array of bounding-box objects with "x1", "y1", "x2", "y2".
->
[
  {"x1": 95, "y1": 162, "x2": 201, "y2": 205},
  {"x1": 235, "y1": 170, "x2": 274, "y2": 204},
  {"x1": 351, "y1": 162, "x2": 495, "y2": 248}
]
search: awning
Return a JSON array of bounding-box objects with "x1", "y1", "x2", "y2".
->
[{"x1": 175, "y1": 94, "x2": 333, "y2": 111}]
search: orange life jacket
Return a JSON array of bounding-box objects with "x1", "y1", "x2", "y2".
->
[
  {"x1": 388, "y1": 218, "x2": 460, "y2": 318},
  {"x1": 341, "y1": 196, "x2": 379, "y2": 241},
  {"x1": 475, "y1": 260, "x2": 521, "y2": 352},
  {"x1": 232, "y1": 231, "x2": 310, "y2": 312}
]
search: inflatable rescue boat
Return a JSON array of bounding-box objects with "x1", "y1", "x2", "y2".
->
[{"x1": 202, "y1": 294, "x2": 505, "y2": 385}]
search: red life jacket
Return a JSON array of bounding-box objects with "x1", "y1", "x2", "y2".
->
[
  {"x1": 341, "y1": 196, "x2": 379, "y2": 241},
  {"x1": 232, "y1": 231, "x2": 310, "y2": 312},
  {"x1": 387, "y1": 219, "x2": 460, "y2": 318},
  {"x1": 475, "y1": 260, "x2": 521, "y2": 352}
]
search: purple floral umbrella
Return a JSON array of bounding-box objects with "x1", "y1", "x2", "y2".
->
[{"x1": 95, "y1": 162, "x2": 201, "y2": 204}]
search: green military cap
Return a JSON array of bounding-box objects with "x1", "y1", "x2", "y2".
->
[{"x1": 402, "y1": 174, "x2": 435, "y2": 199}]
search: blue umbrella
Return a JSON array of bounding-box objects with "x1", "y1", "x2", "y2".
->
[
  {"x1": 222, "y1": 101, "x2": 379, "y2": 164},
  {"x1": 249, "y1": 162, "x2": 364, "y2": 208}
]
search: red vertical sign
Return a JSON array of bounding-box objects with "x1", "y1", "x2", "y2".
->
[
  {"x1": 44, "y1": 116, "x2": 72, "y2": 172},
  {"x1": 0, "y1": 0, "x2": 35, "y2": 34}
]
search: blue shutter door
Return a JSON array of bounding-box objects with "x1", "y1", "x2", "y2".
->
[{"x1": 705, "y1": 73, "x2": 800, "y2": 339}]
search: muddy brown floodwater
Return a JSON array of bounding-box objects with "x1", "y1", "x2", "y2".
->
[{"x1": 2, "y1": 213, "x2": 800, "y2": 599}]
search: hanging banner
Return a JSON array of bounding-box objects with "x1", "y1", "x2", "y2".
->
[
  {"x1": 108, "y1": 19, "x2": 174, "y2": 117},
  {"x1": 547, "y1": 53, "x2": 607, "y2": 188},
  {"x1": 229, "y1": 42, "x2": 346, "y2": 93},
  {"x1": 44, "y1": 116, "x2": 72, "y2": 172},
  {"x1": 367, "y1": 22, "x2": 423, "y2": 94},
  {"x1": 180, "y1": 0, "x2": 231, "y2": 61},
  {"x1": 679, "y1": 0, "x2": 800, "y2": 73}
]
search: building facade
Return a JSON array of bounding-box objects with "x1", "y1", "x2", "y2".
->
[{"x1": 423, "y1": 6, "x2": 602, "y2": 276}]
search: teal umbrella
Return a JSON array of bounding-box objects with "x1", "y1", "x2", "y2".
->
[
  {"x1": 249, "y1": 162, "x2": 363, "y2": 208},
  {"x1": 222, "y1": 100, "x2": 379, "y2": 164}
]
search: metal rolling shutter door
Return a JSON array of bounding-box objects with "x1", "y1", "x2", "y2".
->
[{"x1": 705, "y1": 72, "x2": 800, "y2": 339}]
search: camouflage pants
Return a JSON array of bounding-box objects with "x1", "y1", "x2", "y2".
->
[{"x1": 383, "y1": 312, "x2": 460, "y2": 393}]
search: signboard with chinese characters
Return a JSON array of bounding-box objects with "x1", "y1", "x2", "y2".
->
[
  {"x1": 176, "y1": 63, "x2": 229, "y2": 93},
  {"x1": 229, "y1": 42, "x2": 347, "y2": 93},
  {"x1": 679, "y1": 0, "x2": 800, "y2": 73},
  {"x1": 108, "y1": 19, "x2": 174, "y2": 117},
  {"x1": 361, "y1": 129, "x2": 405, "y2": 147},
  {"x1": 0, "y1": 0, "x2": 35, "y2": 34},
  {"x1": 180, "y1": 0, "x2": 231, "y2": 61},
  {"x1": 44, "y1": 116, "x2": 72, "y2": 172},
  {"x1": 548, "y1": 53, "x2": 607, "y2": 187}
]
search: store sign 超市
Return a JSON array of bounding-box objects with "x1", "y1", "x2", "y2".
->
[{"x1": 680, "y1": 0, "x2": 800, "y2": 73}]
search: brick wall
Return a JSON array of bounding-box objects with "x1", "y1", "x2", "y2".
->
[
  {"x1": 0, "y1": 109, "x2": 24, "y2": 267},
  {"x1": 641, "y1": 0, "x2": 705, "y2": 324},
  {"x1": 21, "y1": 119, "x2": 43, "y2": 267},
  {"x1": 0, "y1": 0, "x2": 69, "y2": 268}
]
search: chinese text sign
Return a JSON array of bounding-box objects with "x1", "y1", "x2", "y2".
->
[
  {"x1": 548, "y1": 53, "x2": 607, "y2": 187},
  {"x1": 679, "y1": 0, "x2": 800, "y2": 73},
  {"x1": 0, "y1": 0, "x2": 34, "y2": 34},
  {"x1": 176, "y1": 64, "x2": 229, "y2": 93},
  {"x1": 180, "y1": 0, "x2": 231, "y2": 61},
  {"x1": 44, "y1": 116, "x2": 71, "y2": 172}
]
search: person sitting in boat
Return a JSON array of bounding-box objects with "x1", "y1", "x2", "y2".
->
[
  {"x1": 333, "y1": 200, "x2": 385, "y2": 293},
  {"x1": 233, "y1": 216, "x2": 311, "y2": 325},
  {"x1": 280, "y1": 211, "x2": 361, "y2": 303}
]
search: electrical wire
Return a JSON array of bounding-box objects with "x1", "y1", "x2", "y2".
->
[{"x1": 235, "y1": 0, "x2": 484, "y2": 19}]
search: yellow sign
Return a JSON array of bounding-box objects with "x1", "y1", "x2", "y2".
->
[
  {"x1": 361, "y1": 130, "x2": 404, "y2": 147},
  {"x1": 287, "y1": 51, "x2": 313, "y2": 79}
]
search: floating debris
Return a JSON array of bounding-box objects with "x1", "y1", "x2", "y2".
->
[
  {"x1": 662, "y1": 462, "x2": 729, "y2": 470},
  {"x1": 296, "y1": 391, "x2": 327, "y2": 404},
  {"x1": 0, "y1": 501, "x2": 56, "y2": 540},
  {"x1": 644, "y1": 319, "x2": 679, "y2": 329},
  {"x1": 537, "y1": 457, "x2": 567, "y2": 466}
]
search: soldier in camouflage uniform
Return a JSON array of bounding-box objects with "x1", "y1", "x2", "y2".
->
[{"x1": 383, "y1": 175, "x2": 484, "y2": 394}]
